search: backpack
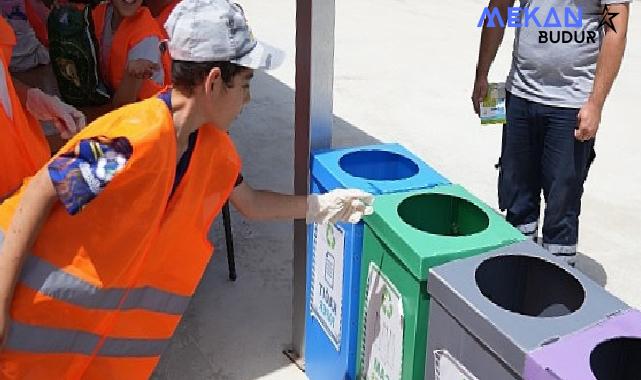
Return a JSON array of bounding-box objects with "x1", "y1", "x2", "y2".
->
[{"x1": 47, "y1": 3, "x2": 111, "y2": 106}]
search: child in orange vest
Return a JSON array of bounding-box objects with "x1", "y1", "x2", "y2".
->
[
  {"x1": 145, "y1": 0, "x2": 180, "y2": 38},
  {"x1": 0, "y1": 16, "x2": 85, "y2": 201},
  {"x1": 0, "y1": 0, "x2": 49, "y2": 71},
  {"x1": 0, "y1": 1, "x2": 373, "y2": 378},
  {"x1": 92, "y1": 0, "x2": 171, "y2": 106}
]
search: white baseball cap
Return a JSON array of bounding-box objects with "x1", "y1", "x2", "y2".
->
[{"x1": 164, "y1": 0, "x2": 284, "y2": 70}]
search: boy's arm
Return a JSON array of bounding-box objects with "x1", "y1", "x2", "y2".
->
[
  {"x1": 111, "y1": 59, "x2": 161, "y2": 107},
  {"x1": 230, "y1": 182, "x2": 308, "y2": 221},
  {"x1": 229, "y1": 182, "x2": 374, "y2": 224},
  {"x1": 472, "y1": 0, "x2": 515, "y2": 114},
  {"x1": 0, "y1": 169, "x2": 57, "y2": 348},
  {"x1": 111, "y1": 36, "x2": 164, "y2": 108},
  {"x1": 576, "y1": 3, "x2": 629, "y2": 141},
  {"x1": 111, "y1": 71, "x2": 144, "y2": 108},
  {"x1": 12, "y1": 77, "x2": 29, "y2": 105}
]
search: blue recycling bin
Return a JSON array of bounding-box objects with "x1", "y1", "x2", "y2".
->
[{"x1": 305, "y1": 143, "x2": 449, "y2": 380}]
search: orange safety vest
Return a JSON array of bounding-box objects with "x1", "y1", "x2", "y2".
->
[
  {"x1": 24, "y1": 0, "x2": 50, "y2": 47},
  {"x1": 155, "y1": 0, "x2": 179, "y2": 39},
  {"x1": 93, "y1": 4, "x2": 172, "y2": 100},
  {"x1": 0, "y1": 17, "x2": 50, "y2": 200},
  {"x1": 0, "y1": 96, "x2": 241, "y2": 379},
  {"x1": 0, "y1": 16, "x2": 16, "y2": 64}
]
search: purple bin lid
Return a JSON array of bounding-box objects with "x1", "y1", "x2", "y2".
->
[{"x1": 524, "y1": 309, "x2": 641, "y2": 380}]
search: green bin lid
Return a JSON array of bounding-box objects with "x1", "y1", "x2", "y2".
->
[{"x1": 364, "y1": 184, "x2": 525, "y2": 281}]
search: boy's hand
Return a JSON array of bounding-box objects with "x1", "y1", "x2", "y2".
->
[
  {"x1": 25, "y1": 88, "x2": 86, "y2": 139},
  {"x1": 0, "y1": 307, "x2": 9, "y2": 351},
  {"x1": 126, "y1": 59, "x2": 160, "y2": 80},
  {"x1": 306, "y1": 189, "x2": 375, "y2": 224}
]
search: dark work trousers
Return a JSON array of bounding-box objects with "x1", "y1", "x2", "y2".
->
[{"x1": 498, "y1": 92, "x2": 596, "y2": 256}]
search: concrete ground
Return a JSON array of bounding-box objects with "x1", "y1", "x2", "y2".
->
[{"x1": 149, "y1": 1, "x2": 641, "y2": 379}]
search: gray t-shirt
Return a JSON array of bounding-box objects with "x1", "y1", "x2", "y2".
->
[{"x1": 506, "y1": 0, "x2": 630, "y2": 108}]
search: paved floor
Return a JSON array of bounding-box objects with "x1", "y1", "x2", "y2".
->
[{"x1": 153, "y1": 1, "x2": 641, "y2": 379}]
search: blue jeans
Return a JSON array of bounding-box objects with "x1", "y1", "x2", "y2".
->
[{"x1": 498, "y1": 92, "x2": 596, "y2": 256}]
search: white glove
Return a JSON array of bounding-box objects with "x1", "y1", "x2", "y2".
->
[
  {"x1": 25, "y1": 88, "x2": 86, "y2": 139},
  {"x1": 306, "y1": 189, "x2": 375, "y2": 225}
]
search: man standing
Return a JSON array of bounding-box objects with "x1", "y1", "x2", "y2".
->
[{"x1": 472, "y1": 0, "x2": 630, "y2": 264}]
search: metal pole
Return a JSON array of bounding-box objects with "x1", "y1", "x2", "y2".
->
[{"x1": 289, "y1": 0, "x2": 335, "y2": 365}]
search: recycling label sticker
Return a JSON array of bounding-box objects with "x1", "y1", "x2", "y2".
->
[
  {"x1": 310, "y1": 222, "x2": 345, "y2": 351},
  {"x1": 434, "y1": 350, "x2": 478, "y2": 380},
  {"x1": 362, "y1": 262, "x2": 404, "y2": 380}
]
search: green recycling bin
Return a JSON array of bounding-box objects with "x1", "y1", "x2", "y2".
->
[{"x1": 356, "y1": 184, "x2": 525, "y2": 380}]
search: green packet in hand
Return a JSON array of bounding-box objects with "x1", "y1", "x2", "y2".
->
[{"x1": 480, "y1": 83, "x2": 506, "y2": 125}]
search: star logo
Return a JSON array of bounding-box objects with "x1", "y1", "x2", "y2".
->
[{"x1": 588, "y1": 4, "x2": 619, "y2": 33}]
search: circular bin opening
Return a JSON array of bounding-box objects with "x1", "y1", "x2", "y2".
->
[
  {"x1": 475, "y1": 255, "x2": 584, "y2": 317},
  {"x1": 339, "y1": 150, "x2": 419, "y2": 181},
  {"x1": 590, "y1": 338, "x2": 641, "y2": 380},
  {"x1": 397, "y1": 194, "x2": 489, "y2": 236}
]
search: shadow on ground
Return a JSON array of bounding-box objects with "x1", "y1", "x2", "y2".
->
[
  {"x1": 575, "y1": 253, "x2": 608, "y2": 287},
  {"x1": 151, "y1": 71, "x2": 379, "y2": 380}
]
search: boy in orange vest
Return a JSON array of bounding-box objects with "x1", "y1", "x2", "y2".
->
[
  {"x1": 0, "y1": 1, "x2": 373, "y2": 378},
  {"x1": 0, "y1": 16, "x2": 85, "y2": 201},
  {"x1": 93, "y1": 0, "x2": 172, "y2": 107},
  {"x1": 146, "y1": 0, "x2": 180, "y2": 38}
]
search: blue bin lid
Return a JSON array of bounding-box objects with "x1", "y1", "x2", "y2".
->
[{"x1": 311, "y1": 143, "x2": 449, "y2": 195}]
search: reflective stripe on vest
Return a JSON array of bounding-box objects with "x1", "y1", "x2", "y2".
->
[
  {"x1": 21, "y1": 255, "x2": 191, "y2": 314},
  {"x1": 6, "y1": 322, "x2": 169, "y2": 357},
  {"x1": 2, "y1": 227, "x2": 190, "y2": 315},
  {"x1": 0, "y1": 97, "x2": 241, "y2": 379}
]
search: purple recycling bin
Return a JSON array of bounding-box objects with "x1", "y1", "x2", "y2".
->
[{"x1": 524, "y1": 309, "x2": 641, "y2": 380}]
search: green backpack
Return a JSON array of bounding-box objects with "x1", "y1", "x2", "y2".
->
[{"x1": 47, "y1": 4, "x2": 111, "y2": 106}]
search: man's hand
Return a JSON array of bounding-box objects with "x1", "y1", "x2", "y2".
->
[
  {"x1": 126, "y1": 59, "x2": 160, "y2": 80},
  {"x1": 575, "y1": 100, "x2": 602, "y2": 141},
  {"x1": 472, "y1": 75, "x2": 489, "y2": 115},
  {"x1": 578, "y1": 3, "x2": 628, "y2": 142},
  {"x1": 25, "y1": 88, "x2": 86, "y2": 139},
  {"x1": 472, "y1": 0, "x2": 514, "y2": 115}
]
